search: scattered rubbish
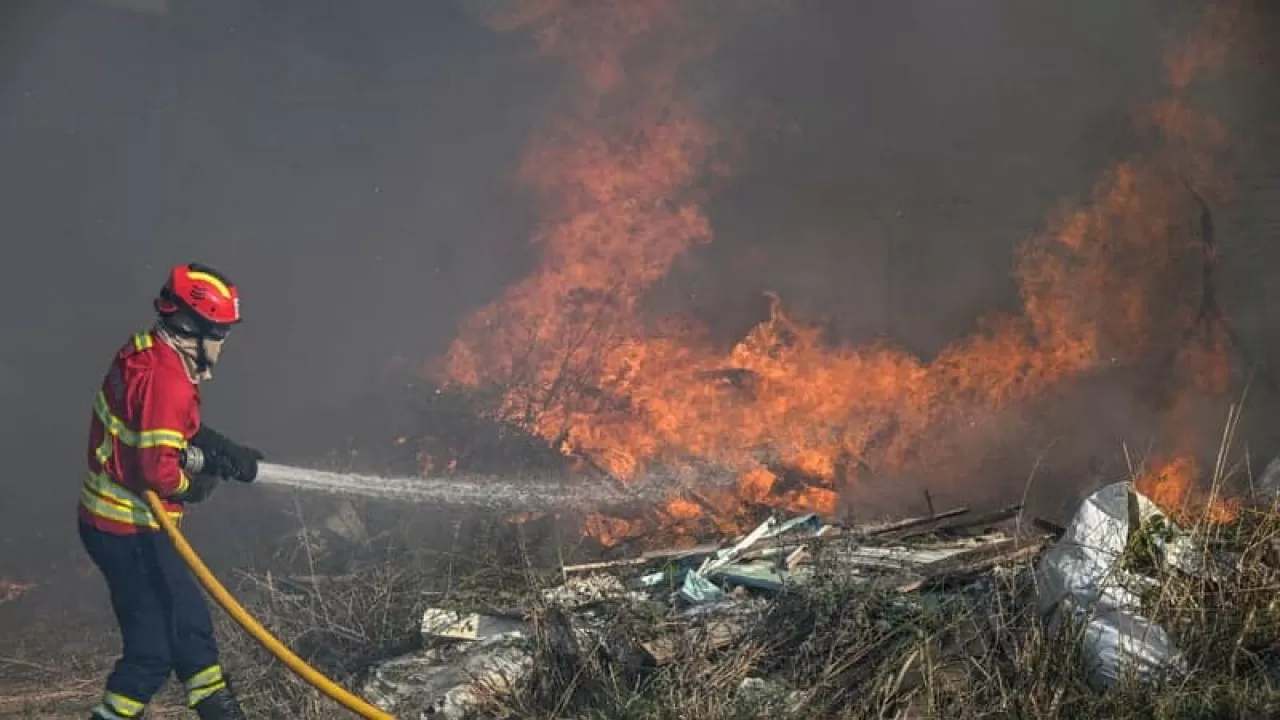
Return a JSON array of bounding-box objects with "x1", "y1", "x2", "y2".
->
[
  {"x1": 358, "y1": 500, "x2": 1079, "y2": 715},
  {"x1": 679, "y1": 570, "x2": 726, "y2": 604},
  {"x1": 543, "y1": 573, "x2": 631, "y2": 608},
  {"x1": 642, "y1": 614, "x2": 747, "y2": 665},
  {"x1": 714, "y1": 560, "x2": 786, "y2": 593},
  {"x1": 421, "y1": 608, "x2": 527, "y2": 642},
  {"x1": 1036, "y1": 482, "x2": 1194, "y2": 690},
  {"x1": 362, "y1": 633, "x2": 533, "y2": 719},
  {"x1": 700, "y1": 516, "x2": 779, "y2": 576}
]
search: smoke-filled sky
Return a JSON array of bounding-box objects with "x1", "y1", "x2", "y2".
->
[
  {"x1": 0, "y1": 0, "x2": 1275, "y2": 564},
  {"x1": 673, "y1": 0, "x2": 1185, "y2": 349}
]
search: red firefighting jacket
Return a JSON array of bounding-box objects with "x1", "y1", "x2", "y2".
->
[{"x1": 78, "y1": 331, "x2": 200, "y2": 535}]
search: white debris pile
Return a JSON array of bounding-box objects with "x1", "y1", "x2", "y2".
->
[
  {"x1": 360, "y1": 633, "x2": 533, "y2": 718},
  {"x1": 1035, "y1": 482, "x2": 1200, "y2": 690},
  {"x1": 542, "y1": 573, "x2": 634, "y2": 608}
]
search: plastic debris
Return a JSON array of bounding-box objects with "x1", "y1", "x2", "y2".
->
[
  {"x1": 362, "y1": 633, "x2": 533, "y2": 719},
  {"x1": 1035, "y1": 482, "x2": 1193, "y2": 689},
  {"x1": 361, "y1": 503, "x2": 1049, "y2": 715},
  {"x1": 421, "y1": 608, "x2": 527, "y2": 642}
]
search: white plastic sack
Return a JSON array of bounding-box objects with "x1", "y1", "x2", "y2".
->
[
  {"x1": 362, "y1": 634, "x2": 533, "y2": 718},
  {"x1": 1035, "y1": 482, "x2": 1191, "y2": 690},
  {"x1": 1256, "y1": 456, "x2": 1280, "y2": 503}
]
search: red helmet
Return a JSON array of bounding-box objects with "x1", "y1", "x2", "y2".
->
[{"x1": 155, "y1": 263, "x2": 241, "y2": 333}]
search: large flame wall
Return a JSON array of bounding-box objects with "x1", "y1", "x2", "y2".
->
[{"x1": 437, "y1": 0, "x2": 1252, "y2": 539}]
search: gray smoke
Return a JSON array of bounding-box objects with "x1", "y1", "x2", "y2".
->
[{"x1": 0, "y1": 0, "x2": 1276, "y2": 577}]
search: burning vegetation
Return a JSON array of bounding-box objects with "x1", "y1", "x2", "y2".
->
[
  {"x1": 7, "y1": 4, "x2": 1280, "y2": 718},
  {"x1": 415, "y1": 0, "x2": 1261, "y2": 545}
]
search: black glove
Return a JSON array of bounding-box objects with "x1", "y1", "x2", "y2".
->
[
  {"x1": 190, "y1": 425, "x2": 233, "y2": 460},
  {"x1": 170, "y1": 472, "x2": 220, "y2": 504},
  {"x1": 223, "y1": 442, "x2": 264, "y2": 483},
  {"x1": 191, "y1": 425, "x2": 264, "y2": 484}
]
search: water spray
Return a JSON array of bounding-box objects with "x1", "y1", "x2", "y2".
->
[{"x1": 252, "y1": 461, "x2": 690, "y2": 510}]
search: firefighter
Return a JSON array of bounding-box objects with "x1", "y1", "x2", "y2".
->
[{"x1": 79, "y1": 263, "x2": 264, "y2": 720}]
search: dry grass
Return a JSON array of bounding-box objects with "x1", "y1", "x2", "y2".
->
[
  {"x1": 8, "y1": 492, "x2": 1280, "y2": 719},
  {"x1": 202, "y1": 493, "x2": 1280, "y2": 720},
  {"x1": 454, "y1": 515, "x2": 1280, "y2": 720},
  {"x1": 210, "y1": 505, "x2": 555, "y2": 718},
  {"x1": 6, "y1": 502, "x2": 1280, "y2": 719},
  {"x1": 9, "y1": 432, "x2": 1280, "y2": 718},
  {"x1": 0, "y1": 650, "x2": 189, "y2": 719}
]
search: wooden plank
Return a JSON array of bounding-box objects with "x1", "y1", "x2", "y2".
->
[
  {"x1": 564, "y1": 504, "x2": 971, "y2": 575},
  {"x1": 858, "y1": 507, "x2": 970, "y2": 537},
  {"x1": 785, "y1": 525, "x2": 833, "y2": 568},
  {"x1": 560, "y1": 557, "x2": 650, "y2": 574},
  {"x1": 562, "y1": 543, "x2": 722, "y2": 574},
  {"x1": 883, "y1": 504, "x2": 1022, "y2": 541},
  {"x1": 897, "y1": 541, "x2": 1049, "y2": 593}
]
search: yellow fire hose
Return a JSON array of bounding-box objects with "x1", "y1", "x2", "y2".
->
[{"x1": 142, "y1": 490, "x2": 396, "y2": 720}]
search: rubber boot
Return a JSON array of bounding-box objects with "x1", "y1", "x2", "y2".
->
[{"x1": 191, "y1": 686, "x2": 247, "y2": 720}]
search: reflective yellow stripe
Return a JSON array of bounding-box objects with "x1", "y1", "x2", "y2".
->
[
  {"x1": 132, "y1": 332, "x2": 154, "y2": 352},
  {"x1": 80, "y1": 486, "x2": 159, "y2": 529},
  {"x1": 185, "y1": 665, "x2": 224, "y2": 690},
  {"x1": 188, "y1": 679, "x2": 227, "y2": 706},
  {"x1": 93, "y1": 392, "x2": 186, "y2": 450},
  {"x1": 79, "y1": 471, "x2": 182, "y2": 529},
  {"x1": 82, "y1": 472, "x2": 183, "y2": 520},
  {"x1": 105, "y1": 691, "x2": 145, "y2": 714},
  {"x1": 84, "y1": 471, "x2": 167, "y2": 512},
  {"x1": 186, "y1": 271, "x2": 232, "y2": 299},
  {"x1": 95, "y1": 431, "x2": 113, "y2": 466},
  {"x1": 185, "y1": 664, "x2": 227, "y2": 706},
  {"x1": 100, "y1": 690, "x2": 146, "y2": 717}
]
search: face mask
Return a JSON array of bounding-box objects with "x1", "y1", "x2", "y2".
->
[
  {"x1": 157, "y1": 328, "x2": 227, "y2": 384},
  {"x1": 200, "y1": 337, "x2": 226, "y2": 372}
]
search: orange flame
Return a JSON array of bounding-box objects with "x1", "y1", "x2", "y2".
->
[
  {"x1": 446, "y1": 2, "x2": 1248, "y2": 542},
  {"x1": 1136, "y1": 454, "x2": 1239, "y2": 525},
  {"x1": 582, "y1": 513, "x2": 643, "y2": 548}
]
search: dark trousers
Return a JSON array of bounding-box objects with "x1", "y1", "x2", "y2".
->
[{"x1": 79, "y1": 521, "x2": 220, "y2": 707}]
